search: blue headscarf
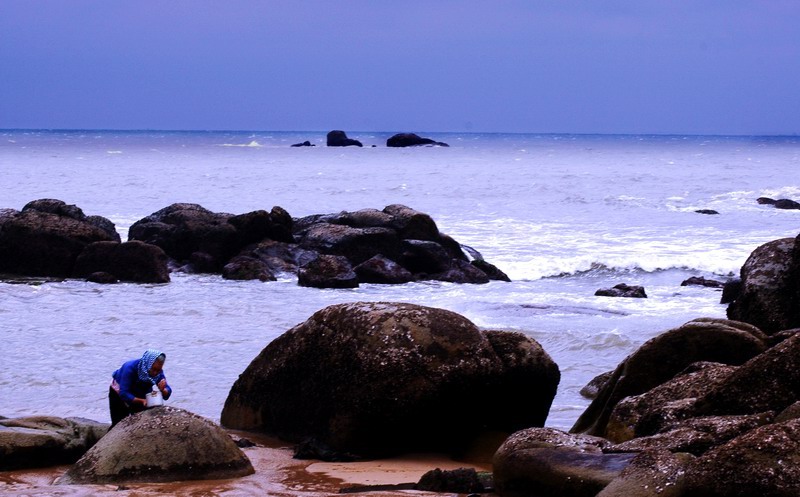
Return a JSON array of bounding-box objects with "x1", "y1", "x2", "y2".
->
[{"x1": 137, "y1": 349, "x2": 165, "y2": 384}]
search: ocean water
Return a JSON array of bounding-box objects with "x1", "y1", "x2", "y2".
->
[{"x1": 1, "y1": 130, "x2": 798, "y2": 430}]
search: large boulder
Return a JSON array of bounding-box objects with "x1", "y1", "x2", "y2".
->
[
  {"x1": 0, "y1": 416, "x2": 109, "y2": 470},
  {"x1": 605, "y1": 362, "x2": 738, "y2": 442},
  {"x1": 294, "y1": 222, "x2": 401, "y2": 265},
  {"x1": 221, "y1": 302, "x2": 560, "y2": 458},
  {"x1": 353, "y1": 254, "x2": 415, "y2": 284},
  {"x1": 726, "y1": 236, "x2": 800, "y2": 334},
  {"x1": 493, "y1": 427, "x2": 634, "y2": 497},
  {"x1": 128, "y1": 203, "x2": 239, "y2": 270},
  {"x1": 683, "y1": 418, "x2": 800, "y2": 497},
  {"x1": 326, "y1": 130, "x2": 363, "y2": 147},
  {"x1": 222, "y1": 255, "x2": 276, "y2": 282},
  {"x1": 57, "y1": 407, "x2": 253, "y2": 484},
  {"x1": 693, "y1": 332, "x2": 800, "y2": 417},
  {"x1": 72, "y1": 240, "x2": 170, "y2": 283},
  {"x1": 386, "y1": 133, "x2": 449, "y2": 147},
  {"x1": 597, "y1": 449, "x2": 693, "y2": 497},
  {"x1": 571, "y1": 318, "x2": 767, "y2": 438},
  {"x1": 0, "y1": 200, "x2": 120, "y2": 277},
  {"x1": 297, "y1": 254, "x2": 359, "y2": 289}
]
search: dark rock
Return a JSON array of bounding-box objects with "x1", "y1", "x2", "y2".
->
[
  {"x1": 471, "y1": 259, "x2": 511, "y2": 282},
  {"x1": 222, "y1": 255, "x2": 276, "y2": 282},
  {"x1": 386, "y1": 133, "x2": 449, "y2": 147},
  {"x1": 776, "y1": 401, "x2": 800, "y2": 423},
  {"x1": 683, "y1": 418, "x2": 800, "y2": 497},
  {"x1": 86, "y1": 271, "x2": 118, "y2": 284},
  {"x1": 326, "y1": 130, "x2": 362, "y2": 147},
  {"x1": 297, "y1": 254, "x2": 358, "y2": 288},
  {"x1": 595, "y1": 283, "x2": 647, "y2": 298},
  {"x1": 756, "y1": 197, "x2": 777, "y2": 205},
  {"x1": 493, "y1": 428, "x2": 633, "y2": 497},
  {"x1": 353, "y1": 254, "x2": 414, "y2": 284},
  {"x1": 606, "y1": 362, "x2": 738, "y2": 441},
  {"x1": 720, "y1": 278, "x2": 742, "y2": 304},
  {"x1": 0, "y1": 416, "x2": 109, "y2": 471},
  {"x1": 606, "y1": 412, "x2": 774, "y2": 456},
  {"x1": 681, "y1": 276, "x2": 725, "y2": 288},
  {"x1": 295, "y1": 223, "x2": 400, "y2": 265},
  {"x1": 57, "y1": 407, "x2": 253, "y2": 484},
  {"x1": 293, "y1": 437, "x2": 359, "y2": 462},
  {"x1": 187, "y1": 251, "x2": 218, "y2": 273},
  {"x1": 228, "y1": 208, "x2": 294, "y2": 246},
  {"x1": 571, "y1": 318, "x2": 767, "y2": 438},
  {"x1": 0, "y1": 207, "x2": 119, "y2": 277},
  {"x1": 434, "y1": 259, "x2": 491, "y2": 284},
  {"x1": 766, "y1": 328, "x2": 800, "y2": 347},
  {"x1": 290, "y1": 140, "x2": 315, "y2": 147},
  {"x1": 597, "y1": 449, "x2": 693, "y2": 497},
  {"x1": 774, "y1": 198, "x2": 800, "y2": 210},
  {"x1": 399, "y1": 239, "x2": 453, "y2": 274},
  {"x1": 382, "y1": 204, "x2": 441, "y2": 241},
  {"x1": 726, "y1": 237, "x2": 800, "y2": 334},
  {"x1": 221, "y1": 302, "x2": 560, "y2": 458},
  {"x1": 22, "y1": 198, "x2": 86, "y2": 221},
  {"x1": 73, "y1": 240, "x2": 170, "y2": 283},
  {"x1": 128, "y1": 203, "x2": 239, "y2": 270},
  {"x1": 693, "y1": 333, "x2": 800, "y2": 417},
  {"x1": 694, "y1": 209, "x2": 719, "y2": 215},
  {"x1": 581, "y1": 370, "x2": 615, "y2": 400},
  {"x1": 416, "y1": 468, "x2": 486, "y2": 494},
  {"x1": 249, "y1": 239, "x2": 318, "y2": 274}
]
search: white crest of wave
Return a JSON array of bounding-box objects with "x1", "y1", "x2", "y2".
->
[{"x1": 218, "y1": 140, "x2": 262, "y2": 147}]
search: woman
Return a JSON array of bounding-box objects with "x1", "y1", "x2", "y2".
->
[{"x1": 109, "y1": 349, "x2": 172, "y2": 426}]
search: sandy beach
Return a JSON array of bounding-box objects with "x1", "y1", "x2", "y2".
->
[{"x1": 0, "y1": 431, "x2": 494, "y2": 497}]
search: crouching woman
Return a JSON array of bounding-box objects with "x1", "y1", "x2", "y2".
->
[{"x1": 109, "y1": 349, "x2": 172, "y2": 426}]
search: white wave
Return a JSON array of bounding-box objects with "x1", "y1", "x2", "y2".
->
[{"x1": 218, "y1": 140, "x2": 263, "y2": 148}]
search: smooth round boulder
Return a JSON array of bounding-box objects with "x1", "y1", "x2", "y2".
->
[
  {"x1": 493, "y1": 427, "x2": 633, "y2": 497},
  {"x1": 297, "y1": 254, "x2": 359, "y2": 288},
  {"x1": 57, "y1": 407, "x2": 253, "y2": 484},
  {"x1": 597, "y1": 449, "x2": 693, "y2": 497},
  {"x1": 221, "y1": 302, "x2": 560, "y2": 458}
]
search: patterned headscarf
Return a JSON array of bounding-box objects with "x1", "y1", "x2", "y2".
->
[{"x1": 137, "y1": 349, "x2": 165, "y2": 384}]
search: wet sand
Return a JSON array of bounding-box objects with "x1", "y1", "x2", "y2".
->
[{"x1": 0, "y1": 431, "x2": 495, "y2": 497}]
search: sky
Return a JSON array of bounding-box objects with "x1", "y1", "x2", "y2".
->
[{"x1": 1, "y1": 1, "x2": 799, "y2": 135}]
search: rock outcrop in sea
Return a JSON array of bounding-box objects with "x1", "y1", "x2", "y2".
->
[
  {"x1": 57, "y1": 407, "x2": 253, "y2": 484},
  {"x1": 129, "y1": 202, "x2": 510, "y2": 287},
  {"x1": 386, "y1": 132, "x2": 449, "y2": 147},
  {"x1": 221, "y1": 302, "x2": 560, "y2": 460},
  {"x1": 326, "y1": 130, "x2": 363, "y2": 147},
  {"x1": 0, "y1": 199, "x2": 169, "y2": 283}
]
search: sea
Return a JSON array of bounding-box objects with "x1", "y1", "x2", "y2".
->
[{"x1": 1, "y1": 130, "x2": 798, "y2": 431}]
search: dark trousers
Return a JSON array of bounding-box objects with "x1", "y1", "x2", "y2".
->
[{"x1": 108, "y1": 387, "x2": 144, "y2": 427}]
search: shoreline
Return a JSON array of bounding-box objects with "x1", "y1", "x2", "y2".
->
[{"x1": 0, "y1": 431, "x2": 494, "y2": 497}]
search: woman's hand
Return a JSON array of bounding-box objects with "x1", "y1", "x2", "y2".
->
[
  {"x1": 157, "y1": 379, "x2": 167, "y2": 393},
  {"x1": 134, "y1": 397, "x2": 147, "y2": 407}
]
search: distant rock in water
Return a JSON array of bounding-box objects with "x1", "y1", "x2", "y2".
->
[
  {"x1": 681, "y1": 276, "x2": 725, "y2": 288},
  {"x1": 386, "y1": 133, "x2": 449, "y2": 147},
  {"x1": 290, "y1": 140, "x2": 315, "y2": 147},
  {"x1": 326, "y1": 130, "x2": 363, "y2": 147},
  {"x1": 695, "y1": 209, "x2": 719, "y2": 215},
  {"x1": 595, "y1": 283, "x2": 647, "y2": 298},
  {"x1": 756, "y1": 197, "x2": 800, "y2": 210}
]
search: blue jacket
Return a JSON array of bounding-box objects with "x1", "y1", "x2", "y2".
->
[{"x1": 112, "y1": 359, "x2": 172, "y2": 405}]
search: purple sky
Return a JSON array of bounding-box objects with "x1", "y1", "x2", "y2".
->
[{"x1": 2, "y1": 1, "x2": 799, "y2": 134}]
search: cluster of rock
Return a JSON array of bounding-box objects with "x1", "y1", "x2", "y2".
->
[
  {"x1": 757, "y1": 196, "x2": 800, "y2": 210},
  {"x1": 293, "y1": 130, "x2": 450, "y2": 148},
  {"x1": 0, "y1": 199, "x2": 509, "y2": 288},
  {"x1": 493, "y1": 317, "x2": 800, "y2": 496},
  {"x1": 221, "y1": 302, "x2": 560, "y2": 459},
  {"x1": 0, "y1": 199, "x2": 169, "y2": 283}
]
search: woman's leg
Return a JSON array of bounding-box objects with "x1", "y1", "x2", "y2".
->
[{"x1": 108, "y1": 387, "x2": 131, "y2": 427}]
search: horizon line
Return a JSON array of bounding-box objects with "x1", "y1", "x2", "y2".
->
[{"x1": 1, "y1": 127, "x2": 798, "y2": 139}]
